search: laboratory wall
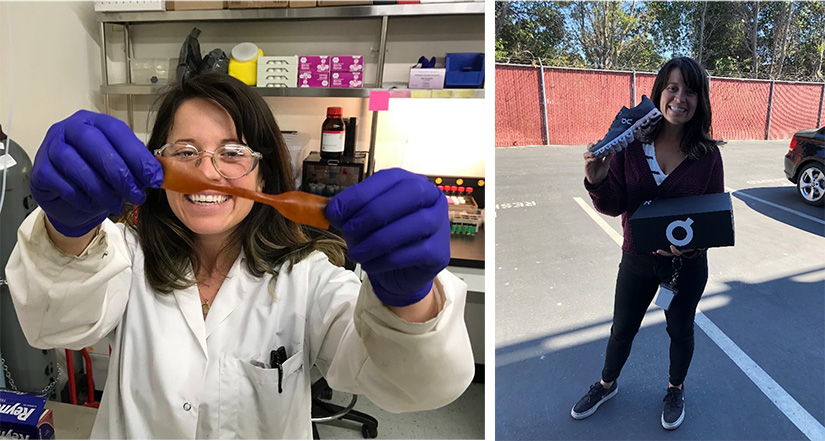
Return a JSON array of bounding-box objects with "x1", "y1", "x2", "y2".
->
[{"x1": 0, "y1": 2, "x2": 102, "y2": 160}]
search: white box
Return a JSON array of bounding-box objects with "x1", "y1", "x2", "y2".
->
[
  {"x1": 94, "y1": 1, "x2": 165, "y2": 12},
  {"x1": 257, "y1": 72, "x2": 298, "y2": 88},
  {"x1": 409, "y1": 68, "x2": 445, "y2": 89},
  {"x1": 258, "y1": 56, "x2": 299, "y2": 69},
  {"x1": 257, "y1": 66, "x2": 297, "y2": 77}
]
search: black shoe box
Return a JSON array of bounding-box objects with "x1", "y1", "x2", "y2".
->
[{"x1": 629, "y1": 192, "x2": 735, "y2": 254}]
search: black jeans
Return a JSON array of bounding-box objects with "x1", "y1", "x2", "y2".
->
[{"x1": 601, "y1": 252, "x2": 709, "y2": 386}]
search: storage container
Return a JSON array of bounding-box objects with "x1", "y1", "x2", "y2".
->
[{"x1": 444, "y1": 52, "x2": 484, "y2": 88}]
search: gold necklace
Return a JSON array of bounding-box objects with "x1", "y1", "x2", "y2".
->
[{"x1": 201, "y1": 296, "x2": 211, "y2": 317}]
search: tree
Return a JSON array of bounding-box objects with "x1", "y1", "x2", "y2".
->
[
  {"x1": 495, "y1": 1, "x2": 568, "y2": 65},
  {"x1": 567, "y1": 1, "x2": 661, "y2": 70}
]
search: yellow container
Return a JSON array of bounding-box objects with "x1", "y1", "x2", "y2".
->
[{"x1": 228, "y1": 43, "x2": 263, "y2": 86}]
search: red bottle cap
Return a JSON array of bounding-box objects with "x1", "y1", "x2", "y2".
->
[
  {"x1": 466, "y1": 187, "x2": 474, "y2": 194},
  {"x1": 437, "y1": 185, "x2": 444, "y2": 191},
  {"x1": 458, "y1": 186, "x2": 465, "y2": 193},
  {"x1": 326, "y1": 107, "x2": 343, "y2": 117},
  {"x1": 450, "y1": 186, "x2": 458, "y2": 192}
]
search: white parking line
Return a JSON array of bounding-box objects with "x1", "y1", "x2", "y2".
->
[
  {"x1": 694, "y1": 313, "x2": 825, "y2": 440},
  {"x1": 574, "y1": 196, "x2": 825, "y2": 440},
  {"x1": 573, "y1": 197, "x2": 623, "y2": 246},
  {"x1": 727, "y1": 186, "x2": 825, "y2": 225}
]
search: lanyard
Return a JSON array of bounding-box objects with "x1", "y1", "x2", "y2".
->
[{"x1": 670, "y1": 256, "x2": 682, "y2": 288}]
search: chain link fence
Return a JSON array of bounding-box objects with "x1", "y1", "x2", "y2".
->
[{"x1": 496, "y1": 64, "x2": 825, "y2": 147}]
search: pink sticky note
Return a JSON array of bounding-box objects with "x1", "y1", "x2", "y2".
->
[{"x1": 369, "y1": 91, "x2": 390, "y2": 111}]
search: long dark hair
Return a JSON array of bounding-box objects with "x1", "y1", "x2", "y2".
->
[
  {"x1": 127, "y1": 73, "x2": 345, "y2": 294},
  {"x1": 649, "y1": 57, "x2": 721, "y2": 160}
]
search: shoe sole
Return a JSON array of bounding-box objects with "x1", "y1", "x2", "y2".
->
[
  {"x1": 661, "y1": 404, "x2": 685, "y2": 430},
  {"x1": 570, "y1": 384, "x2": 619, "y2": 420},
  {"x1": 589, "y1": 108, "x2": 663, "y2": 159}
]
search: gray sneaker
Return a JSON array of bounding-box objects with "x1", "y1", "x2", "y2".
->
[
  {"x1": 589, "y1": 95, "x2": 662, "y2": 159},
  {"x1": 571, "y1": 381, "x2": 618, "y2": 420}
]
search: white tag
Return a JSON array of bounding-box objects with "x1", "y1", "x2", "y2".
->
[
  {"x1": 655, "y1": 283, "x2": 677, "y2": 310},
  {"x1": 654, "y1": 283, "x2": 677, "y2": 311},
  {"x1": 0, "y1": 153, "x2": 17, "y2": 171}
]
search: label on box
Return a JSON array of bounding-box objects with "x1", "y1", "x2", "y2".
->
[
  {"x1": 409, "y1": 68, "x2": 445, "y2": 89},
  {"x1": 0, "y1": 389, "x2": 55, "y2": 440},
  {"x1": 299, "y1": 56, "x2": 330, "y2": 72},
  {"x1": 629, "y1": 192, "x2": 735, "y2": 253},
  {"x1": 331, "y1": 72, "x2": 363, "y2": 88},
  {"x1": 331, "y1": 55, "x2": 363, "y2": 72}
]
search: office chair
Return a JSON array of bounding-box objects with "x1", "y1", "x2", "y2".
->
[{"x1": 304, "y1": 226, "x2": 379, "y2": 439}]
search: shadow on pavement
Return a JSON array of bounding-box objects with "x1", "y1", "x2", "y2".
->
[
  {"x1": 495, "y1": 267, "x2": 824, "y2": 440},
  {"x1": 731, "y1": 187, "x2": 824, "y2": 237}
]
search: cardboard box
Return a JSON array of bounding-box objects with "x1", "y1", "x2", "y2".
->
[
  {"x1": 318, "y1": 1, "x2": 371, "y2": 5},
  {"x1": 227, "y1": 1, "x2": 288, "y2": 8},
  {"x1": 629, "y1": 192, "x2": 735, "y2": 254},
  {"x1": 0, "y1": 389, "x2": 55, "y2": 439},
  {"x1": 95, "y1": 1, "x2": 165, "y2": 12},
  {"x1": 331, "y1": 72, "x2": 363, "y2": 88},
  {"x1": 298, "y1": 72, "x2": 330, "y2": 87},
  {"x1": 330, "y1": 55, "x2": 363, "y2": 72},
  {"x1": 409, "y1": 67, "x2": 445, "y2": 89},
  {"x1": 258, "y1": 72, "x2": 298, "y2": 87},
  {"x1": 299, "y1": 56, "x2": 330, "y2": 73},
  {"x1": 167, "y1": 1, "x2": 226, "y2": 11},
  {"x1": 289, "y1": 0, "x2": 316, "y2": 6}
]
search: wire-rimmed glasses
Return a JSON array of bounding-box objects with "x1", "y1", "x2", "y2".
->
[{"x1": 154, "y1": 143, "x2": 262, "y2": 180}]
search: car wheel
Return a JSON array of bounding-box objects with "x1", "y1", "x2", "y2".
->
[{"x1": 797, "y1": 162, "x2": 825, "y2": 207}]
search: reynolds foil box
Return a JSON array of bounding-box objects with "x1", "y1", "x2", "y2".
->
[{"x1": 0, "y1": 389, "x2": 55, "y2": 439}]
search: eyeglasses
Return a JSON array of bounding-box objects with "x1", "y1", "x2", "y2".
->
[{"x1": 154, "y1": 143, "x2": 262, "y2": 180}]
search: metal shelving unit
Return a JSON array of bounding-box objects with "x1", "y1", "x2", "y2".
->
[
  {"x1": 95, "y1": 2, "x2": 485, "y2": 175},
  {"x1": 101, "y1": 83, "x2": 484, "y2": 98},
  {"x1": 96, "y1": 2, "x2": 484, "y2": 23}
]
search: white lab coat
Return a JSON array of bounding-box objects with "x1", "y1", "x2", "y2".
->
[{"x1": 5, "y1": 208, "x2": 475, "y2": 439}]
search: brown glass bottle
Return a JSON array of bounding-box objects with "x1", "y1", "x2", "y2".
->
[{"x1": 320, "y1": 107, "x2": 345, "y2": 160}]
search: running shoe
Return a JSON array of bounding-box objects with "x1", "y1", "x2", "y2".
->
[
  {"x1": 570, "y1": 381, "x2": 618, "y2": 420},
  {"x1": 589, "y1": 95, "x2": 662, "y2": 159},
  {"x1": 661, "y1": 386, "x2": 685, "y2": 430}
]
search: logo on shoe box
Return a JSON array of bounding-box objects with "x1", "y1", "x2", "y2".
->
[{"x1": 666, "y1": 218, "x2": 694, "y2": 247}]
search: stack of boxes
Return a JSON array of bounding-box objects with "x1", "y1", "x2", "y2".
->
[
  {"x1": 330, "y1": 55, "x2": 364, "y2": 88},
  {"x1": 257, "y1": 56, "x2": 299, "y2": 88},
  {"x1": 298, "y1": 56, "x2": 331, "y2": 88},
  {"x1": 299, "y1": 55, "x2": 363, "y2": 88}
]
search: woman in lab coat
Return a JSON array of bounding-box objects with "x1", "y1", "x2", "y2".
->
[{"x1": 6, "y1": 73, "x2": 474, "y2": 439}]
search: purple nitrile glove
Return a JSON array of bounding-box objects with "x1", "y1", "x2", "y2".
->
[
  {"x1": 325, "y1": 168, "x2": 450, "y2": 307},
  {"x1": 29, "y1": 110, "x2": 164, "y2": 237}
]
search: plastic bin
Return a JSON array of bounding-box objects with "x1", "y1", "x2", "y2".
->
[{"x1": 445, "y1": 52, "x2": 484, "y2": 88}]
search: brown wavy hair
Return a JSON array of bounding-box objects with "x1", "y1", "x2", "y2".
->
[
  {"x1": 648, "y1": 57, "x2": 722, "y2": 160},
  {"x1": 126, "y1": 73, "x2": 345, "y2": 294}
]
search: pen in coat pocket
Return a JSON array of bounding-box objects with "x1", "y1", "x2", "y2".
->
[{"x1": 270, "y1": 346, "x2": 287, "y2": 393}]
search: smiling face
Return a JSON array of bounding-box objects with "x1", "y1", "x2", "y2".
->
[
  {"x1": 165, "y1": 98, "x2": 262, "y2": 245},
  {"x1": 660, "y1": 68, "x2": 698, "y2": 128}
]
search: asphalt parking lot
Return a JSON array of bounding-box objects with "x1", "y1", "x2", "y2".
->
[{"x1": 495, "y1": 140, "x2": 825, "y2": 440}]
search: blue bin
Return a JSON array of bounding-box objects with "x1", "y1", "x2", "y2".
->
[{"x1": 445, "y1": 52, "x2": 484, "y2": 88}]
